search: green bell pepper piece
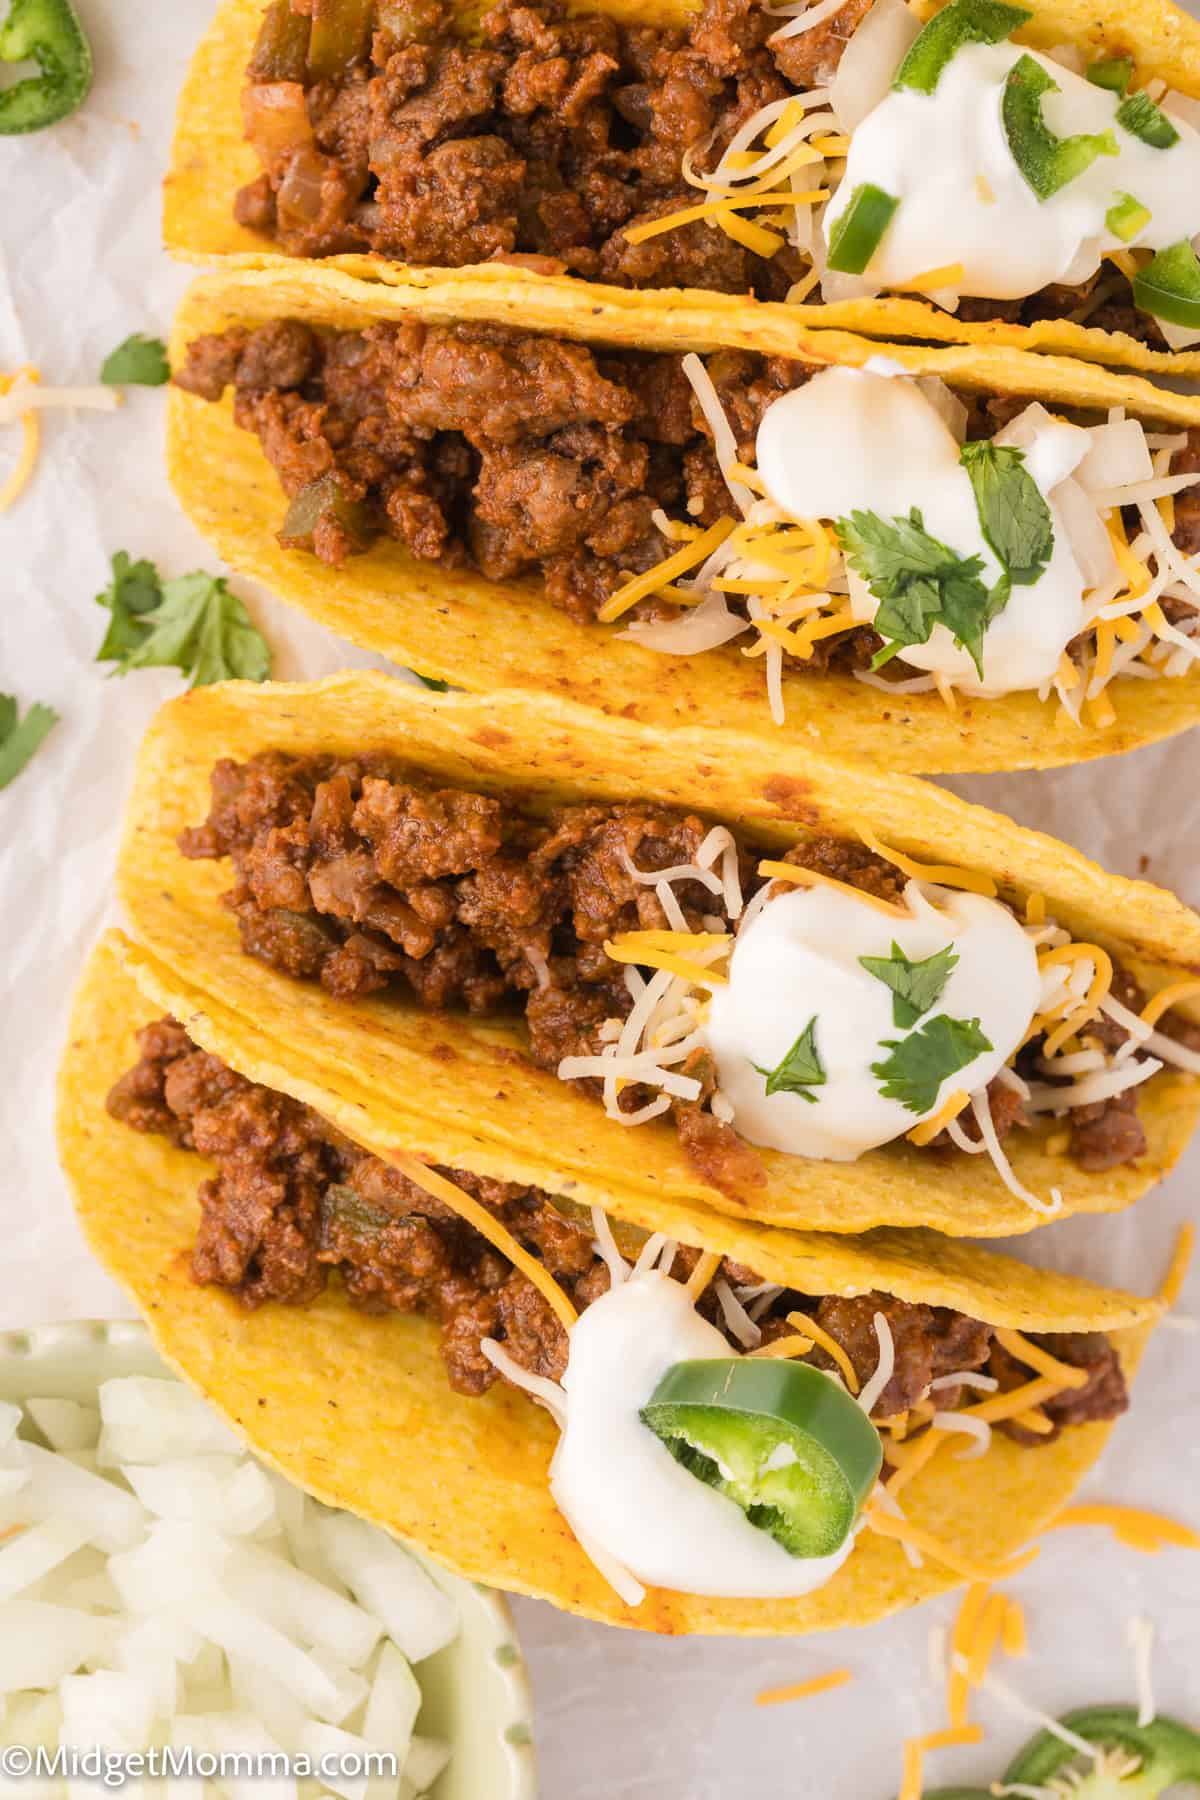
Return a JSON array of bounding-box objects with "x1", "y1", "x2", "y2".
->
[
  {"x1": 1105, "y1": 193, "x2": 1151, "y2": 241},
  {"x1": 0, "y1": 0, "x2": 91, "y2": 134},
  {"x1": 1086, "y1": 55, "x2": 1133, "y2": 95},
  {"x1": 1133, "y1": 239, "x2": 1200, "y2": 328},
  {"x1": 826, "y1": 183, "x2": 900, "y2": 275},
  {"x1": 893, "y1": 0, "x2": 1031, "y2": 94},
  {"x1": 640, "y1": 1356, "x2": 882, "y2": 1559},
  {"x1": 1002, "y1": 54, "x2": 1119, "y2": 199},
  {"x1": 1004, "y1": 1705, "x2": 1200, "y2": 1797}
]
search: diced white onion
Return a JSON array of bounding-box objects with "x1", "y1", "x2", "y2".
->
[
  {"x1": 1053, "y1": 478, "x2": 1118, "y2": 590},
  {"x1": 831, "y1": 0, "x2": 921, "y2": 129},
  {"x1": 915, "y1": 376, "x2": 969, "y2": 444},
  {"x1": 1076, "y1": 420, "x2": 1154, "y2": 494}
]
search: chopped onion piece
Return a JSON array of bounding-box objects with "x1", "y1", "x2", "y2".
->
[
  {"x1": 1075, "y1": 419, "x2": 1153, "y2": 493},
  {"x1": 831, "y1": 0, "x2": 921, "y2": 130}
]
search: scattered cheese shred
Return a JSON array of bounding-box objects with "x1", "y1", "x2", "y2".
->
[
  {"x1": 966, "y1": 1590, "x2": 1008, "y2": 1689},
  {"x1": 902, "y1": 261, "x2": 967, "y2": 291},
  {"x1": 865, "y1": 1507, "x2": 1039, "y2": 1583},
  {"x1": 1001, "y1": 1596, "x2": 1027, "y2": 1657},
  {"x1": 1048, "y1": 1504, "x2": 1200, "y2": 1553},
  {"x1": 757, "y1": 859, "x2": 911, "y2": 918},
  {"x1": 685, "y1": 1250, "x2": 723, "y2": 1302},
  {"x1": 993, "y1": 1329, "x2": 1090, "y2": 1391},
  {"x1": 851, "y1": 821, "x2": 997, "y2": 897},
  {"x1": 1141, "y1": 979, "x2": 1200, "y2": 1029},
  {"x1": 597, "y1": 517, "x2": 735, "y2": 623},
  {"x1": 390, "y1": 1154, "x2": 578, "y2": 1330},
  {"x1": 0, "y1": 368, "x2": 40, "y2": 513},
  {"x1": 1038, "y1": 943, "x2": 1115, "y2": 1057},
  {"x1": 899, "y1": 1724, "x2": 984, "y2": 1800},
  {"x1": 749, "y1": 1331, "x2": 816, "y2": 1360},
  {"x1": 603, "y1": 932, "x2": 731, "y2": 988},
  {"x1": 785, "y1": 1311, "x2": 860, "y2": 1392},
  {"x1": 1160, "y1": 1223, "x2": 1195, "y2": 1308},
  {"x1": 886, "y1": 1427, "x2": 946, "y2": 1499},
  {"x1": 908, "y1": 1089, "x2": 970, "y2": 1146},
  {"x1": 947, "y1": 1583, "x2": 989, "y2": 1729},
  {"x1": 755, "y1": 1668, "x2": 852, "y2": 1707},
  {"x1": 1024, "y1": 893, "x2": 1047, "y2": 925}
]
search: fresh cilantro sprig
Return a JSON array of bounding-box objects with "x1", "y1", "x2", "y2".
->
[
  {"x1": 836, "y1": 506, "x2": 1001, "y2": 679},
  {"x1": 960, "y1": 441, "x2": 1054, "y2": 586},
  {"x1": 871, "y1": 1014, "x2": 992, "y2": 1114},
  {"x1": 0, "y1": 694, "x2": 58, "y2": 790},
  {"x1": 101, "y1": 334, "x2": 170, "y2": 387},
  {"x1": 754, "y1": 1016, "x2": 826, "y2": 1103},
  {"x1": 96, "y1": 552, "x2": 272, "y2": 688},
  {"x1": 859, "y1": 941, "x2": 958, "y2": 1028}
]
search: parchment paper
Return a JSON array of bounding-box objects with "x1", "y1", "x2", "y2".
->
[{"x1": 1, "y1": 5, "x2": 1198, "y2": 1791}]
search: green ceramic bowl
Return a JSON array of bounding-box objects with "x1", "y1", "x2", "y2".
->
[{"x1": 0, "y1": 1319, "x2": 538, "y2": 1800}]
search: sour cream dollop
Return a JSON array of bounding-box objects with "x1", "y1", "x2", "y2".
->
[
  {"x1": 702, "y1": 881, "x2": 1041, "y2": 1160},
  {"x1": 823, "y1": 42, "x2": 1200, "y2": 300},
  {"x1": 755, "y1": 366, "x2": 1091, "y2": 695},
  {"x1": 550, "y1": 1273, "x2": 855, "y2": 1598}
]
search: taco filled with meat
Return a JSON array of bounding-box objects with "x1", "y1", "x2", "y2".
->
[
  {"x1": 107, "y1": 671, "x2": 1200, "y2": 1241},
  {"x1": 166, "y1": 0, "x2": 1200, "y2": 375},
  {"x1": 58, "y1": 929, "x2": 1161, "y2": 1633},
  {"x1": 168, "y1": 264, "x2": 1200, "y2": 772}
]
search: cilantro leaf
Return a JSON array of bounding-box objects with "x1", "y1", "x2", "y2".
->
[
  {"x1": 0, "y1": 695, "x2": 58, "y2": 790},
  {"x1": 870, "y1": 1013, "x2": 993, "y2": 1115},
  {"x1": 96, "y1": 555, "x2": 272, "y2": 688},
  {"x1": 101, "y1": 333, "x2": 170, "y2": 387},
  {"x1": 959, "y1": 441, "x2": 1054, "y2": 586},
  {"x1": 95, "y1": 551, "x2": 164, "y2": 663},
  {"x1": 753, "y1": 1016, "x2": 826, "y2": 1103},
  {"x1": 836, "y1": 507, "x2": 995, "y2": 673},
  {"x1": 859, "y1": 941, "x2": 959, "y2": 1028}
]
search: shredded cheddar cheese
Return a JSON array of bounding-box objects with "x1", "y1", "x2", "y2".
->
[
  {"x1": 597, "y1": 518, "x2": 734, "y2": 623},
  {"x1": 965, "y1": 1590, "x2": 1008, "y2": 1688},
  {"x1": 749, "y1": 1332, "x2": 816, "y2": 1360},
  {"x1": 902, "y1": 261, "x2": 966, "y2": 291},
  {"x1": 947, "y1": 1582, "x2": 989, "y2": 1728},
  {"x1": 603, "y1": 931, "x2": 731, "y2": 988},
  {"x1": 757, "y1": 860, "x2": 911, "y2": 919},
  {"x1": 1001, "y1": 1596, "x2": 1027, "y2": 1657},
  {"x1": 886, "y1": 1427, "x2": 947, "y2": 1498},
  {"x1": 1141, "y1": 979, "x2": 1200, "y2": 1029},
  {"x1": 755, "y1": 1668, "x2": 851, "y2": 1707},
  {"x1": 865, "y1": 1507, "x2": 1039, "y2": 1583},
  {"x1": 0, "y1": 368, "x2": 41, "y2": 512},
  {"x1": 993, "y1": 1330, "x2": 1090, "y2": 1390},
  {"x1": 784, "y1": 1311, "x2": 860, "y2": 1392},
  {"x1": 684, "y1": 1250, "x2": 723, "y2": 1303},
  {"x1": 1048, "y1": 1504, "x2": 1200, "y2": 1553},
  {"x1": 907, "y1": 1089, "x2": 970, "y2": 1147},
  {"x1": 899, "y1": 1724, "x2": 984, "y2": 1800},
  {"x1": 391, "y1": 1154, "x2": 578, "y2": 1330},
  {"x1": 1025, "y1": 892, "x2": 1047, "y2": 925},
  {"x1": 851, "y1": 822, "x2": 997, "y2": 897}
]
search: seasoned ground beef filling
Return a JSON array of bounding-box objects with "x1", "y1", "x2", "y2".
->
[
  {"x1": 235, "y1": 0, "x2": 1166, "y2": 345},
  {"x1": 178, "y1": 750, "x2": 1161, "y2": 1190},
  {"x1": 107, "y1": 1018, "x2": 1127, "y2": 1442}
]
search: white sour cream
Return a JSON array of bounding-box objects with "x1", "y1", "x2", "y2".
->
[
  {"x1": 550, "y1": 1273, "x2": 855, "y2": 1598},
  {"x1": 823, "y1": 40, "x2": 1200, "y2": 299},
  {"x1": 755, "y1": 366, "x2": 1091, "y2": 694},
  {"x1": 702, "y1": 881, "x2": 1041, "y2": 1160}
]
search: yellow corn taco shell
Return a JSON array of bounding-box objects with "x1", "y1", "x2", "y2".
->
[
  {"x1": 114, "y1": 670, "x2": 1200, "y2": 1241},
  {"x1": 167, "y1": 262, "x2": 1200, "y2": 775},
  {"x1": 166, "y1": 0, "x2": 1200, "y2": 378},
  {"x1": 58, "y1": 930, "x2": 1159, "y2": 1634}
]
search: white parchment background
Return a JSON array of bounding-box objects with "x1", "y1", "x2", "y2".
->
[{"x1": 1, "y1": 4, "x2": 1199, "y2": 1793}]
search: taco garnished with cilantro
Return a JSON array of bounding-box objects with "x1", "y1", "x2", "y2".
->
[
  {"x1": 100, "y1": 672, "x2": 1200, "y2": 1240},
  {"x1": 168, "y1": 264, "x2": 1200, "y2": 770}
]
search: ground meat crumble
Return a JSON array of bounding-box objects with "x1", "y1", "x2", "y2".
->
[
  {"x1": 175, "y1": 749, "x2": 1164, "y2": 1194},
  {"x1": 107, "y1": 1017, "x2": 1127, "y2": 1442}
]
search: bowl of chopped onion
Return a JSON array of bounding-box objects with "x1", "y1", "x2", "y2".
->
[{"x1": 0, "y1": 1319, "x2": 537, "y2": 1800}]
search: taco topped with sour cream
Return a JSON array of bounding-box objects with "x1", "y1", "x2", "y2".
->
[
  {"x1": 109, "y1": 673, "x2": 1200, "y2": 1241},
  {"x1": 59, "y1": 929, "x2": 1160, "y2": 1634},
  {"x1": 170, "y1": 0, "x2": 1200, "y2": 372},
  {"x1": 170, "y1": 264, "x2": 1200, "y2": 757}
]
